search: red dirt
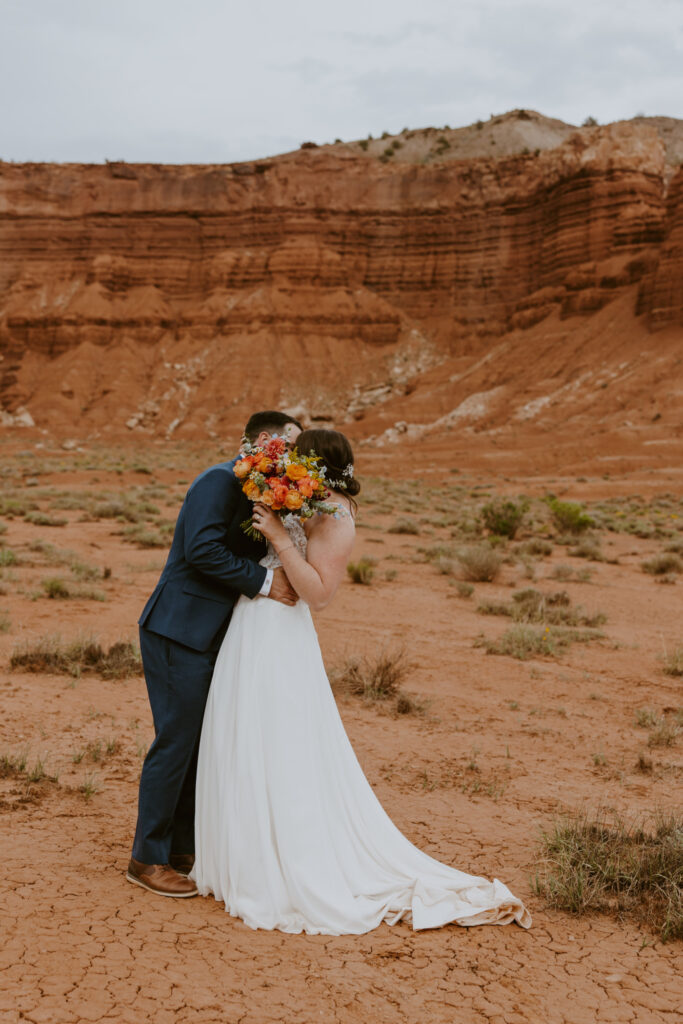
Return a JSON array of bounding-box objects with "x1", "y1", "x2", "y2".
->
[{"x1": 0, "y1": 438, "x2": 681, "y2": 1023}]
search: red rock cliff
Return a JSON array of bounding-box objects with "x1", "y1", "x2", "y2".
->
[{"x1": 0, "y1": 112, "x2": 681, "y2": 440}]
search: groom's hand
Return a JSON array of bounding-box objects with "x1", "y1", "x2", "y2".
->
[{"x1": 268, "y1": 568, "x2": 298, "y2": 606}]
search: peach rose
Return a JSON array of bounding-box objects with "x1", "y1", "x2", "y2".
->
[
  {"x1": 260, "y1": 489, "x2": 275, "y2": 506},
  {"x1": 267, "y1": 476, "x2": 288, "y2": 496},
  {"x1": 297, "y1": 476, "x2": 315, "y2": 497},
  {"x1": 285, "y1": 489, "x2": 304, "y2": 510},
  {"x1": 234, "y1": 458, "x2": 252, "y2": 479}
]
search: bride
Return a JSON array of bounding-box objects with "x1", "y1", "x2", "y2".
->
[{"x1": 193, "y1": 428, "x2": 531, "y2": 935}]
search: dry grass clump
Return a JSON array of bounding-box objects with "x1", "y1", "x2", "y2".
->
[
  {"x1": 660, "y1": 643, "x2": 683, "y2": 677},
  {"x1": 25, "y1": 511, "x2": 68, "y2": 528},
  {"x1": 40, "y1": 577, "x2": 106, "y2": 601},
  {"x1": 91, "y1": 498, "x2": 160, "y2": 522},
  {"x1": 0, "y1": 750, "x2": 28, "y2": 777},
  {"x1": 477, "y1": 588, "x2": 606, "y2": 628},
  {"x1": 27, "y1": 540, "x2": 103, "y2": 581},
  {"x1": 550, "y1": 564, "x2": 593, "y2": 583},
  {"x1": 568, "y1": 536, "x2": 603, "y2": 561},
  {"x1": 10, "y1": 634, "x2": 142, "y2": 679},
  {"x1": 634, "y1": 707, "x2": 682, "y2": 748},
  {"x1": 0, "y1": 548, "x2": 18, "y2": 567},
  {"x1": 387, "y1": 517, "x2": 420, "y2": 535},
  {"x1": 533, "y1": 808, "x2": 683, "y2": 942},
  {"x1": 347, "y1": 557, "x2": 375, "y2": 584},
  {"x1": 329, "y1": 649, "x2": 425, "y2": 715},
  {"x1": 0, "y1": 750, "x2": 60, "y2": 804},
  {"x1": 642, "y1": 553, "x2": 682, "y2": 576},
  {"x1": 516, "y1": 538, "x2": 553, "y2": 558},
  {"x1": 120, "y1": 523, "x2": 172, "y2": 548},
  {"x1": 456, "y1": 544, "x2": 503, "y2": 582},
  {"x1": 476, "y1": 624, "x2": 603, "y2": 660}
]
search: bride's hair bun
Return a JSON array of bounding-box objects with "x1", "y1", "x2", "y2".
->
[{"x1": 294, "y1": 428, "x2": 361, "y2": 502}]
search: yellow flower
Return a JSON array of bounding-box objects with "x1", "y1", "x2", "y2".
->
[
  {"x1": 243, "y1": 480, "x2": 261, "y2": 501},
  {"x1": 285, "y1": 489, "x2": 304, "y2": 510}
]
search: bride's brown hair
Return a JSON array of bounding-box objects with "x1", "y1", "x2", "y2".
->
[{"x1": 295, "y1": 429, "x2": 361, "y2": 504}]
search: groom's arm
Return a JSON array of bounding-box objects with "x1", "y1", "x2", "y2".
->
[{"x1": 183, "y1": 468, "x2": 267, "y2": 599}]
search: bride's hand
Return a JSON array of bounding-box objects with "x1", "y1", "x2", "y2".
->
[{"x1": 252, "y1": 504, "x2": 289, "y2": 547}]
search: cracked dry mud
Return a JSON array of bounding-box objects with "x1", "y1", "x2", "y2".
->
[{"x1": 1, "y1": 450, "x2": 681, "y2": 1024}]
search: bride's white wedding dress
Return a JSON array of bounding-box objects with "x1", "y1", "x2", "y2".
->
[{"x1": 193, "y1": 517, "x2": 531, "y2": 935}]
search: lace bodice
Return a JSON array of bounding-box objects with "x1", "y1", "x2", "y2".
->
[{"x1": 260, "y1": 516, "x2": 308, "y2": 570}]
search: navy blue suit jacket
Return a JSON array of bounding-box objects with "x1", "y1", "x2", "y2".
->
[{"x1": 138, "y1": 459, "x2": 268, "y2": 652}]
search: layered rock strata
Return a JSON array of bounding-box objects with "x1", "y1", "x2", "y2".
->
[{"x1": 0, "y1": 114, "x2": 681, "y2": 437}]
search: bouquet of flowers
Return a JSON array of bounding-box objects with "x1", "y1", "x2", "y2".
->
[{"x1": 234, "y1": 436, "x2": 337, "y2": 539}]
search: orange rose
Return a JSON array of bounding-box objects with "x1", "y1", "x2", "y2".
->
[
  {"x1": 256, "y1": 456, "x2": 273, "y2": 474},
  {"x1": 234, "y1": 458, "x2": 252, "y2": 479},
  {"x1": 297, "y1": 475, "x2": 315, "y2": 498},
  {"x1": 243, "y1": 479, "x2": 261, "y2": 501},
  {"x1": 286, "y1": 463, "x2": 307, "y2": 480},
  {"x1": 266, "y1": 478, "x2": 289, "y2": 504},
  {"x1": 285, "y1": 489, "x2": 304, "y2": 510},
  {"x1": 260, "y1": 489, "x2": 275, "y2": 506}
]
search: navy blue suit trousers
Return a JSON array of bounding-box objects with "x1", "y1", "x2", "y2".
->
[{"x1": 131, "y1": 459, "x2": 267, "y2": 864}]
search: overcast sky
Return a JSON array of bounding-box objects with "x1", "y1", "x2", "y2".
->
[{"x1": 2, "y1": 0, "x2": 682, "y2": 163}]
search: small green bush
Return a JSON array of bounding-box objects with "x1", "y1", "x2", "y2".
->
[
  {"x1": 481, "y1": 498, "x2": 528, "y2": 539},
  {"x1": 547, "y1": 499, "x2": 593, "y2": 534},
  {"x1": 42, "y1": 577, "x2": 71, "y2": 599}
]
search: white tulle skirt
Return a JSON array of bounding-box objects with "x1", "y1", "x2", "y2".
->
[{"x1": 193, "y1": 595, "x2": 531, "y2": 935}]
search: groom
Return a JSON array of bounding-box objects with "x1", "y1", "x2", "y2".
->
[{"x1": 127, "y1": 410, "x2": 303, "y2": 897}]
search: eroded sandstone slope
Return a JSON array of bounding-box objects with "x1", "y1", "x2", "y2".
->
[{"x1": 0, "y1": 110, "x2": 681, "y2": 446}]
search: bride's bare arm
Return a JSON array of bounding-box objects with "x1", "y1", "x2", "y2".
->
[{"x1": 252, "y1": 505, "x2": 354, "y2": 611}]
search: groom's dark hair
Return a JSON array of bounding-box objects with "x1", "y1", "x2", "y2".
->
[{"x1": 243, "y1": 410, "x2": 304, "y2": 443}]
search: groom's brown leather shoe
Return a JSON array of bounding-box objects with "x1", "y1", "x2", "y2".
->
[
  {"x1": 169, "y1": 853, "x2": 195, "y2": 876},
  {"x1": 126, "y1": 858, "x2": 198, "y2": 898}
]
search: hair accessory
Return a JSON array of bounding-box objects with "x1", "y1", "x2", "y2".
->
[{"x1": 327, "y1": 463, "x2": 354, "y2": 489}]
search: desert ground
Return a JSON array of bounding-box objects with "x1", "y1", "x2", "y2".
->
[{"x1": 0, "y1": 433, "x2": 681, "y2": 1024}]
